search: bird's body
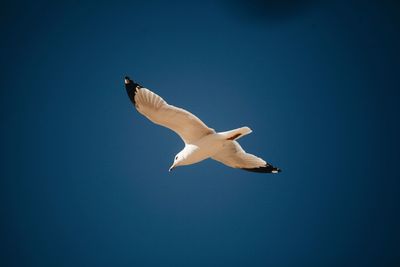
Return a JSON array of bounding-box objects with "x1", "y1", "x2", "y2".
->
[
  {"x1": 175, "y1": 128, "x2": 246, "y2": 166},
  {"x1": 124, "y1": 76, "x2": 281, "y2": 173},
  {"x1": 180, "y1": 135, "x2": 223, "y2": 166}
]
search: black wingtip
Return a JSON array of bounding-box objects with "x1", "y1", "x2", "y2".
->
[
  {"x1": 124, "y1": 75, "x2": 142, "y2": 106},
  {"x1": 242, "y1": 165, "x2": 281, "y2": 174}
]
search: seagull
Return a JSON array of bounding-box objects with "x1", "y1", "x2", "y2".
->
[{"x1": 124, "y1": 76, "x2": 281, "y2": 174}]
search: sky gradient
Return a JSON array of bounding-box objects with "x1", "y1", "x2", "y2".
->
[{"x1": 1, "y1": 0, "x2": 400, "y2": 266}]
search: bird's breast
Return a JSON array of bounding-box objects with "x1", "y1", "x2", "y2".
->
[{"x1": 185, "y1": 134, "x2": 224, "y2": 164}]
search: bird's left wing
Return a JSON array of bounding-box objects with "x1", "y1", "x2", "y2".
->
[
  {"x1": 125, "y1": 77, "x2": 215, "y2": 144},
  {"x1": 211, "y1": 141, "x2": 281, "y2": 173}
]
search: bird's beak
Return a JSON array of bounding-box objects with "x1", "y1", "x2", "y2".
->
[
  {"x1": 169, "y1": 164, "x2": 175, "y2": 172},
  {"x1": 124, "y1": 77, "x2": 130, "y2": 84}
]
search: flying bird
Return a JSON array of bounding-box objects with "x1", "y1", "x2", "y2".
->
[{"x1": 124, "y1": 76, "x2": 281, "y2": 173}]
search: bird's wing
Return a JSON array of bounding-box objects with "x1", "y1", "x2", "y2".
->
[
  {"x1": 125, "y1": 78, "x2": 214, "y2": 144},
  {"x1": 211, "y1": 141, "x2": 281, "y2": 173}
]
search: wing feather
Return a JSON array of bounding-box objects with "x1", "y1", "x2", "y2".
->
[
  {"x1": 125, "y1": 78, "x2": 214, "y2": 144},
  {"x1": 212, "y1": 141, "x2": 281, "y2": 173}
]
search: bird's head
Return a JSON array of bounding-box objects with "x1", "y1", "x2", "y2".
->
[
  {"x1": 169, "y1": 152, "x2": 184, "y2": 172},
  {"x1": 169, "y1": 146, "x2": 197, "y2": 172}
]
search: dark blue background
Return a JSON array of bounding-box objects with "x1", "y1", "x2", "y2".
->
[{"x1": 1, "y1": 0, "x2": 399, "y2": 266}]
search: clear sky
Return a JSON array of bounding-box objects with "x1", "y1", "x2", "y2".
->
[{"x1": 1, "y1": 0, "x2": 399, "y2": 266}]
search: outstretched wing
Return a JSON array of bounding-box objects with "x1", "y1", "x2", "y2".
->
[
  {"x1": 212, "y1": 141, "x2": 281, "y2": 173},
  {"x1": 125, "y1": 77, "x2": 214, "y2": 144}
]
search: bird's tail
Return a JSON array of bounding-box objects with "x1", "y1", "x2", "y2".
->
[{"x1": 218, "y1": 126, "x2": 252, "y2": 141}]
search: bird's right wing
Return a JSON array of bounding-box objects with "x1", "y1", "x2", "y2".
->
[
  {"x1": 211, "y1": 141, "x2": 281, "y2": 173},
  {"x1": 125, "y1": 77, "x2": 215, "y2": 144}
]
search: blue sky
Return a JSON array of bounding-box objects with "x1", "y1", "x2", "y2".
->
[{"x1": 1, "y1": 0, "x2": 399, "y2": 266}]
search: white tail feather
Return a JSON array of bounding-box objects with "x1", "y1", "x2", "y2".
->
[{"x1": 218, "y1": 126, "x2": 252, "y2": 141}]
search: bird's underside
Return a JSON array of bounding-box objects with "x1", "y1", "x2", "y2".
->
[
  {"x1": 212, "y1": 140, "x2": 281, "y2": 173},
  {"x1": 124, "y1": 76, "x2": 281, "y2": 174}
]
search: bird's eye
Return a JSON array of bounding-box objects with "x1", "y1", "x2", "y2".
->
[{"x1": 175, "y1": 156, "x2": 178, "y2": 160}]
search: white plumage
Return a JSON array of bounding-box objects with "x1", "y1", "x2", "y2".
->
[
  {"x1": 125, "y1": 76, "x2": 281, "y2": 174},
  {"x1": 212, "y1": 141, "x2": 267, "y2": 169},
  {"x1": 134, "y1": 87, "x2": 215, "y2": 144}
]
